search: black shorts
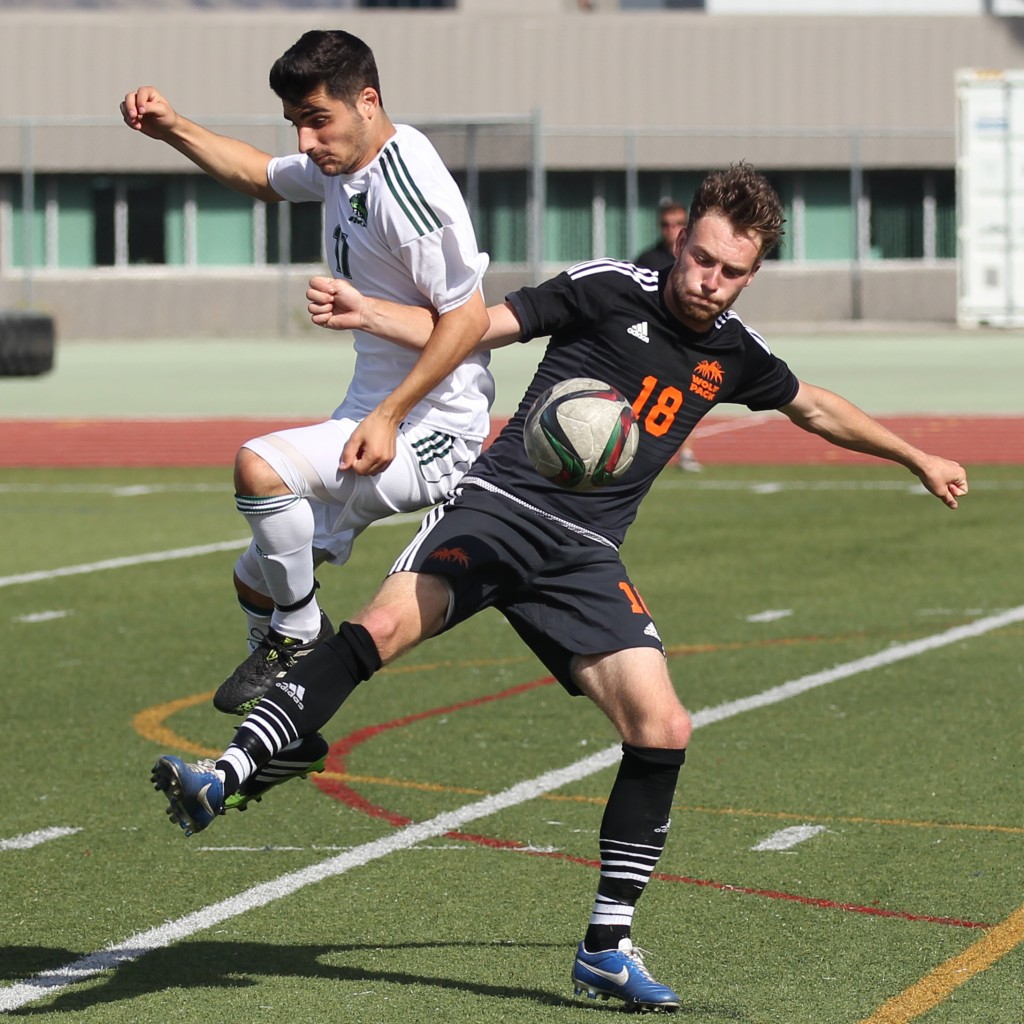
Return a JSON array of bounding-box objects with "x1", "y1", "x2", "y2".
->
[{"x1": 388, "y1": 483, "x2": 665, "y2": 695}]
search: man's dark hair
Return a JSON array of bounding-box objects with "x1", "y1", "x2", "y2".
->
[
  {"x1": 270, "y1": 30, "x2": 383, "y2": 108},
  {"x1": 689, "y1": 162, "x2": 785, "y2": 260}
]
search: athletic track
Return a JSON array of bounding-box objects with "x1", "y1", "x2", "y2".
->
[{"x1": 1, "y1": 414, "x2": 1021, "y2": 467}]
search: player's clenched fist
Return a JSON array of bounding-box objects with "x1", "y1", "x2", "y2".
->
[
  {"x1": 307, "y1": 276, "x2": 367, "y2": 332},
  {"x1": 120, "y1": 86, "x2": 178, "y2": 139}
]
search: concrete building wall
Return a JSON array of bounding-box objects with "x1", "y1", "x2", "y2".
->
[
  {"x1": 3, "y1": 11, "x2": 1024, "y2": 147},
  {"x1": 0, "y1": 8, "x2": 1017, "y2": 333}
]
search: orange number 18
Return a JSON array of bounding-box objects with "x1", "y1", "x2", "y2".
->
[{"x1": 632, "y1": 375, "x2": 684, "y2": 437}]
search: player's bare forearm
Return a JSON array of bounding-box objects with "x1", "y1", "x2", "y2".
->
[
  {"x1": 782, "y1": 381, "x2": 969, "y2": 509},
  {"x1": 308, "y1": 276, "x2": 438, "y2": 349},
  {"x1": 377, "y1": 291, "x2": 490, "y2": 424},
  {"x1": 121, "y1": 87, "x2": 278, "y2": 202},
  {"x1": 164, "y1": 123, "x2": 278, "y2": 201},
  {"x1": 478, "y1": 301, "x2": 524, "y2": 349},
  {"x1": 308, "y1": 278, "x2": 521, "y2": 352}
]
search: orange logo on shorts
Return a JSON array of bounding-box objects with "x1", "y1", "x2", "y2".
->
[{"x1": 429, "y1": 546, "x2": 471, "y2": 568}]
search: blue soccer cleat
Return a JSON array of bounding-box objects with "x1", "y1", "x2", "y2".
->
[
  {"x1": 224, "y1": 732, "x2": 330, "y2": 812},
  {"x1": 151, "y1": 755, "x2": 225, "y2": 837},
  {"x1": 572, "y1": 938, "x2": 681, "y2": 1013}
]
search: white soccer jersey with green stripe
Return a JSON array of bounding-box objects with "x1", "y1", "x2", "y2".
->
[{"x1": 267, "y1": 124, "x2": 493, "y2": 440}]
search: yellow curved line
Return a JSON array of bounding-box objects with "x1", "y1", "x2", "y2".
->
[
  {"x1": 132, "y1": 691, "x2": 219, "y2": 759},
  {"x1": 859, "y1": 902, "x2": 1024, "y2": 1023},
  {"x1": 133, "y1": 632, "x2": 1019, "y2": 839}
]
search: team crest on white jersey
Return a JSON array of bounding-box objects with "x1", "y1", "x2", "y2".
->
[{"x1": 349, "y1": 191, "x2": 368, "y2": 226}]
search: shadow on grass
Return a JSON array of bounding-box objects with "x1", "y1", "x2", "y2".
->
[{"x1": 1, "y1": 940, "x2": 745, "y2": 1018}]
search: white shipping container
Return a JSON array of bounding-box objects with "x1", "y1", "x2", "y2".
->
[{"x1": 956, "y1": 68, "x2": 1024, "y2": 326}]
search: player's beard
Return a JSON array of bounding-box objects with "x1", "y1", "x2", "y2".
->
[
  {"x1": 669, "y1": 287, "x2": 724, "y2": 330},
  {"x1": 677, "y1": 295, "x2": 721, "y2": 325},
  {"x1": 311, "y1": 116, "x2": 373, "y2": 177}
]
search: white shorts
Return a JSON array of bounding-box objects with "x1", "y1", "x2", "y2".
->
[{"x1": 240, "y1": 417, "x2": 482, "y2": 567}]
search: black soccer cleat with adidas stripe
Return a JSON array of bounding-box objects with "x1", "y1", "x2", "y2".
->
[{"x1": 214, "y1": 611, "x2": 333, "y2": 715}]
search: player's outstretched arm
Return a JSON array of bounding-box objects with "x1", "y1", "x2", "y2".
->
[
  {"x1": 781, "y1": 381, "x2": 969, "y2": 509},
  {"x1": 307, "y1": 275, "x2": 523, "y2": 351},
  {"x1": 120, "y1": 86, "x2": 280, "y2": 202}
]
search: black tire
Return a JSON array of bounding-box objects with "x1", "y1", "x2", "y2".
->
[{"x1": 0, "y1": 312, "x2": 56, "y2": 377}]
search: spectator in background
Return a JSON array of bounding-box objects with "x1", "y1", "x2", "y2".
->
[
  {"x1": 635, "y1": 198, "x2": 702, "y2": 472},
  {"x1": 634, "y1": 197, "x2": 688, "y2": 271}
]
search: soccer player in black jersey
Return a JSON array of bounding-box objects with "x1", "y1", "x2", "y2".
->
[{"x1": 153, "y1": 163, "x2": 968, "y2": 1013}]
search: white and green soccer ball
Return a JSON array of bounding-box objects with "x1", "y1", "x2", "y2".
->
[{"x1": 522, "y1": 377, "x2": 639, "y2": 490}]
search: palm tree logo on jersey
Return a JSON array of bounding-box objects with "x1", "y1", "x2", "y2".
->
[
  {"x1": 693, "y1": 359, "x2": 724, "y2": 383},
  {"x1": 689, "y1": 359, "x2": 724, "y2": 402}
]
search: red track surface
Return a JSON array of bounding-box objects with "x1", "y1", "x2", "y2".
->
[{"x1": 1, "y1": 414, "x2": 1021, "y2": 468}]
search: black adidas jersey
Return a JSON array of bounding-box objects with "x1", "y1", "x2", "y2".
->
[{"x1": 465, "y1": 259, "x2": 800, "y2": 546}]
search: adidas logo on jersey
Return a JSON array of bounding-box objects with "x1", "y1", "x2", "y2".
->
[
  {"x1": 644, "y1": 621, "x2": 662, "y2": 642},
  {"x1": 627, "y1": 321, "x2": 650, "y2": 343}
]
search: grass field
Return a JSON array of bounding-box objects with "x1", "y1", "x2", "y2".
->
[{"x1": 2, "y1": 463, "x2": 1023, "y2": 1023}]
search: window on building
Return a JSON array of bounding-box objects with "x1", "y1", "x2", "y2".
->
[
  {"x1": 266, "y1": 200, "x2": 324, "y2": 265},
  {"x1": 7, "y1": 175, "x2": 45, "y2": 269},
  {"x1": 92, "y1": 181, "x2": 116, "y2": 266},
  {"x1": 474, "y1": 171, "x2": 529, "y2": 264},
  {"x1": 194, "y1": 178, "x2": 252, "y2": 265},
  {"x1": 127, "y1": 181, "x2": 167, "y2": 265},
  {"x1": 598, "y1": 172, "x2": 628, "y2": 261},
  {"x1": 91, "y1": 176, "x2": 168, "y2": 266},
  {"x1": 803, "y1": 172, "x2": 856, "y2": 261},
  {"x1": 869, "y1": 170, "x2": 926, "y2": 259},
  {"x1": 546, "y1": 172, "x2": 594, "y2": 265},
  {"x1": 934, "y1": 170, "x2": 956, "y2": 259}
]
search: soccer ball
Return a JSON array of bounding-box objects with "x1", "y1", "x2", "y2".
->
[{"x1": 522, "y1": 377, "x2": 639, "y2": 490}]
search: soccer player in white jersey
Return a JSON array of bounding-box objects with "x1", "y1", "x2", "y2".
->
[{"x1": 121, "y1": 30, "x2": 491, "y2": 734}]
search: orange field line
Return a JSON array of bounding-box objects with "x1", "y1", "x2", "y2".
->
[{"x1": 859, "y1": 902, "x2": 1024, "y2": 1023}]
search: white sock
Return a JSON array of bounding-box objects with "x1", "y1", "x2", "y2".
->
[
  {"x1": 237, "y1": 495, "x2": 322, "y2": 640},
  {"x1": 242, "y1": 608, "x2": 272, "y2": 653}
]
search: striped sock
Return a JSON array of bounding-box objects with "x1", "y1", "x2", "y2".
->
[{"x1": 584, "y1": 744, "x2": 685, "y2": 952}]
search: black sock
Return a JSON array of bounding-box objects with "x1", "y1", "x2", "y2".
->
[
  {"x1": 583, "y1": 744, "x2": 685, "y2": 952},
  {"x1": 227, "y1": 621, "x2": 381, "y2": 771}
]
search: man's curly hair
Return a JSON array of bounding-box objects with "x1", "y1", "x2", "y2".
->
[{"x1": 689, "y1": 161, "x2": 785, "y2": 260}]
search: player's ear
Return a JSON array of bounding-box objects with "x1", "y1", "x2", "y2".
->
[
  {"x1": 672, "y1": 226, "x2": 687, "y2": 257},
  {"x1": 357, "y1": 87, "x2": 380, "y2": 118}
]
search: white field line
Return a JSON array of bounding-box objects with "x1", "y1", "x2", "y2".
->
[
  {"x1": 0, "y1": 540, "x2": 250, "y2": 589},
  {"x1": 746, "y1": 609, "x2": 793, "y2": 623},
  {"x1": 0, "y1": 828, "x2": 83, "y2": 851},
  {"x1": 14, "y1": 610, "x2": 70, "y2": 623},
  {"x1": 751, "y1": 825, "x2": 829, "y2": 852},
  {"x1": 0, "y1": 514, "x2": 423, "y2": 591},
  {"x1": 2, "y1": 603, "x2": 1022, "y2": 1013}
]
